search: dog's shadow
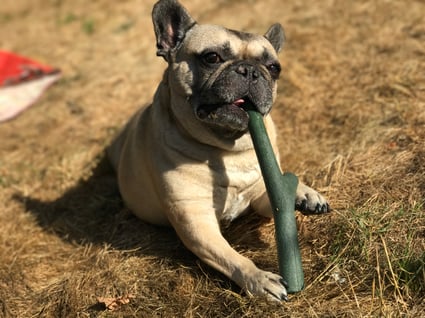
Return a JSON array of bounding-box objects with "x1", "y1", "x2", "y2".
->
[{"x1": 13, "y1": 152, "x2": 269, "y2": 267}]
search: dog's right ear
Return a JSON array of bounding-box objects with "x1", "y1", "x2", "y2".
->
[{"x1": 152, "y1": 0, "x2": 196, "y2": 61}]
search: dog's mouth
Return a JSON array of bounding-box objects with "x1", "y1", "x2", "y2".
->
[
  {"x1": 197, "y1": 98, "x2": 249, "y2": 120},
  {"x1": 196, "y1": 98, "x2": 253, "y2": 138}
]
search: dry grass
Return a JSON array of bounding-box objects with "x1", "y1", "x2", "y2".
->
[{"x1": 0, "y1": 0, "x2": 424, "y2": 316}]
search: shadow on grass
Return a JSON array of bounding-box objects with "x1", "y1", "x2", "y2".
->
[{"x1": 13, "y1": 154, "x2": 185, "y2": 259}]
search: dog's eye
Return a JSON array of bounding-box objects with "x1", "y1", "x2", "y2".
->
[
  {"x1": 267, "y1": 63, "x2": 281, "y2": 79},
  {"x1": 202, "y1": 52, "x2": 223, "y2": 64}
]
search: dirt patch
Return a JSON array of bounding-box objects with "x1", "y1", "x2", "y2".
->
[{"x1": 0, "y1": 0, "x2": 424, "y2": 316}]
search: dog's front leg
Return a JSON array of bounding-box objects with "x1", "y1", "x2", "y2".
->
[
  {"x1": 166, "y1": 204, "x2": 288, "y2": 301},
  {"x1": 251, "y1": 182, "x2": 330, "y2": 216}
]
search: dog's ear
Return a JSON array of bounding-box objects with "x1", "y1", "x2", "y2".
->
[
  {"x1": 264, "y1": 23, "x2": 285, "y2": 53},
  {"x1": 152, "y1": 0, "x2": 196, "y2": 61}
]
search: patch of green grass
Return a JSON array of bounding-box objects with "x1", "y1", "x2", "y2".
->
[
  {"x1": 61, "y1": 12, "x2": 78, "y2": 25},
  {"x1": 0, "y1": 175, "x2": 6, "y2": 187},
  {"x1": 114, "y1": 19, "x2": 135, "y2": 33},
  {"x1": 328, "y1": 203, "x2": 424, "y2": 304},
  {"x1": 398, "y1": 253, "x2": 425, "y2": 294},
  {"x1": 82, "y1": 18, "x2": 95, "y2": 35},
  {"x1": 0, "y1": 13, "x2": 12, "y2": 23}
]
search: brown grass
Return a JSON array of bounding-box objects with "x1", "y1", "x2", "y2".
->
[{"x1": 1, "y1": 0, "x2": 424, "y2": 316}]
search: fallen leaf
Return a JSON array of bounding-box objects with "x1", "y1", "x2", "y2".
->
[{"x1": 97, "y1": 294, "x2": 135, "y2": 311}]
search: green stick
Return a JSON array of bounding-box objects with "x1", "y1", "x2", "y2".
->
[{"x1": 247, "y1": 110, "x2": 304, "y2": 294}]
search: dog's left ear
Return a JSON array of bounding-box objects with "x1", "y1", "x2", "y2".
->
[
  {"x1": 264, "y1": 23, "x2": 285, "y2": 53},
  {"x1": 152, "y1": 0, "x2": 196, "y2": 61}
]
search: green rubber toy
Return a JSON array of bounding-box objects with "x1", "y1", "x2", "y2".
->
[{"x1": 247, "y1": 110, "x2": 304, "y2": 294}]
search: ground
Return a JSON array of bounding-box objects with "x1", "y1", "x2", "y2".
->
[{"x1": 0, "y1": 0, "x2": 424, "y2": 317}]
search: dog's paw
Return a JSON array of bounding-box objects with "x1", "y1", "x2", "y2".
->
[
  {"x1": 243, "y1": 270, "x2": 288, "y2": 302},
  {"x1": 295, "y1": 183, "x2": 330, "y2": 215}
]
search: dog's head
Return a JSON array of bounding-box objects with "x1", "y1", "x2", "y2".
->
[{"x1": 152, "y1": 0, "x2": 285, "y2": 144}]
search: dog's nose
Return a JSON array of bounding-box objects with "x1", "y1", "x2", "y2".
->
[{"x1": 235, "y1": 64, "x2": 259, "y2": 81}]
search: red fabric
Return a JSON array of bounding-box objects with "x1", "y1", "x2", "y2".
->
[{"x1": 0, "y1": 51, "x2": 58, "y2": 87}]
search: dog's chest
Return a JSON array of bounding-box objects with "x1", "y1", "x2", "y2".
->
[{"x1": 213, "y1": 159, "x2": 263, "y2": 221}]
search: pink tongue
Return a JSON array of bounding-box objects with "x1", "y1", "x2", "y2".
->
[{"x1": 233, "y1": 99, "x2": 245, "y2": 107}]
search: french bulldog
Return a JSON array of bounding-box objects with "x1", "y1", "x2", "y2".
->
[{"x1": 107, "y1": 0, "x2": 330, "y2": 301}]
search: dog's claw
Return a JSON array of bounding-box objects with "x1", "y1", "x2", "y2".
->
[
  {"x1": 280, "y1": 278, "x2": 288, "y2": 288},
  {"x1": 272, "y1": 278, "x2": 289, "y2": 301},
  {"x1": 296, "y1": 199, "x2": 307, "y2": 212},
  {"x1": 298, "y1": 201, "x2": 330, "y2": 215},
  {"x1": 266, "y1": 288, "x2": 288, "y2": 302}
]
